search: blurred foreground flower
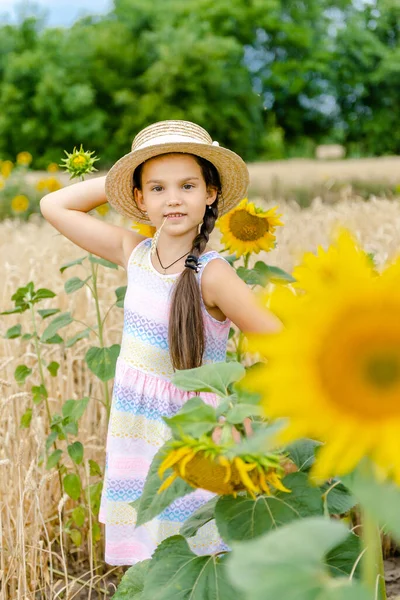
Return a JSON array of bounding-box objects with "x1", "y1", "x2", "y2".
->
[
  {"x1": 246, "y1": 228, "x2": 400, "y2": 485},
  {"x1": 47, "y1": 162, "x2": 59, "y2": 173},
  {"x1": 131, "y1": 222, "x2": 156, "y2": 237},
  {"x1": 217, "y1": 198, "x2": 283, "y2": 258},
  {"x1": 16, "y1": 151, "x2": 32, "y2": 166},
  {"x1": 11, "y1": 195, "x2": 30, "y2": 213},
  {"x1": 60, "y1": 144, "x2": 99, "y2": 179},
  {"x1": 1, "y1": 160, "x2": 13, "y2": 178},
  {"x1": 158, "y1": 434, "x2": 290, "y2": 499},
  {"x1": 95, "y1": 204, "x2": 110, "y2": 216}
]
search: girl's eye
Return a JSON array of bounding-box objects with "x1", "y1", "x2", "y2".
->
[
  {"x1": 151, "y1": 186, "x2": 163, "y2": 192},
  {"x1": 183, "y1": 184, "x2": 194, "y2": 190}
]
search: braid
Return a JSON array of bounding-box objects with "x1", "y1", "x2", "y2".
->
[{"x1": 191, "y1": 199, "x2": 219, "y2": 258}]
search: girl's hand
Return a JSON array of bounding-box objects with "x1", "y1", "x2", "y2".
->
[{"x1": 211, "y1": 416, "x2": 253, "y2": 444}]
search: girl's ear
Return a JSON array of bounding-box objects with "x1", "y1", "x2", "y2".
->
[
  {"x1": 134, "y1": 187, "x2": 146, "y2": 211},
  {"x1": 206, "y1": 185, "x2": 218, "y2": 203}
]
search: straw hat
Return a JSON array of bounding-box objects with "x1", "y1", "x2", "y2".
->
[{"x1": 105, "y1": 120, "x2": 249, "y2": 223}]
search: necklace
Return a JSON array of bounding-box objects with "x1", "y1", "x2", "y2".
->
[{"x1": 155, "y1": 247, "x2": 191, "y2": 274}]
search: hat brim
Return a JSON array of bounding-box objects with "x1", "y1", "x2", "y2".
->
[{"x1": 105, "y1": 141, "x2": 249, "y2": 223}]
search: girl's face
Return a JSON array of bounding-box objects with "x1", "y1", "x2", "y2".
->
[{"x1": 134, "y1": 154, "x2": 217, "y2": 234}]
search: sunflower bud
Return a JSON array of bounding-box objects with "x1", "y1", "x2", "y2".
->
[{"x1": 60, "y1": 144, "x2": 99, "y2": 180}]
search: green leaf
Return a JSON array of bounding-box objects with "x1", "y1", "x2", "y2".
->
[
  {"x1": 15, "y1": 364, "x2": 32, "y2": 385},
  {"x1": 171, "y1": 361, "x2": 245, "y2": 397},
  {"x1": 68, "y1": 442, "x2": 84, "y2": 465},
  {"x1": 38, "y1": 308, "x2": 61, "y2": 319},
  {"x1": 91, "y1": 519, "x2": 102, "y2": 543},
  {"x1": 32, "y1": 384, "x2": 48, "y2": 405},
  {"x1": 227, "y1": 517, "x2": 358, "y2": 600},
  {"x1": 325, "y1": 532, "x2": 362, "y2": 578},
  {"x1": 320, "y1": 479, "x2": 357, "y2": 515},
  {"x1": 0, "y1": 306, "x2": 26, "y2": 315},
  {"x1": 64, "y1": 473, "x2": 82, "y2": 501},
  {"x1": 228, "y1": 327, "x2": 235, "y2": 339},
  {"x1": 115, "y1": 285, "x2": 127, "y2": 307},
  {"x1": 41, "y1": 312, "x2": 73, "y2": 342},
  {"x1": 135, "y1": 445, "x2": 193, "y2": 527},
  {"x1": 47, "y1": 361, "x2": 60, "y2": 377},
  {"x1": 69, "y1": 529, "x2": 82, "y2": 546},
  {"x1": 180, "y1": 496, "x2": 218, "y2": 538},
  {"x1": 5, "y1": 324, "x2": 22, "y2": 338},
  {"x1": 33, "y1": 288, "x2": 57, "y2": 301},
  {"x1": 286, "y1": 438, "x2": 322, "y2": 471},
  {"x1": 236, "y1": 263, "x2": 295, "y2": 286},
  {"x1": 225, "y1": 403, "x2": 263, "y2": 424},
  {"x1": 46, "y1": 449, "x2": 63, "y2": 470},
  {"x1": 86, "y1": 481, "x2": 103, "y2": 516},
  {"x1": 42, "y1": 333, "x2": 64, "y2": 344},
  {"x1": 64, "y1": 276, "x2": 91, "y2": 294},
  {"x1": 20, "y1": 408, "x2": 32, "y2": 428},
  {"x1": 46, "y1": 430, "x2": 58, "y2": 451},
  {"x1": 89, "y1": 255, "x2": 118, "y2": 269},
  {"x1": 163, "y1": 396, "x2": 218, "y2": 437},
  {"x1": 143, "y1": 536, "x2": 238, "y2": 600},
  {"x1": 65, "y1": 328, "x2": 91, "y2": 348},
  {"x1": 113, "y1": 559, "x2": 151, "y2": 600},
  {"x1": 59, "y1": 256, "x2": 87, "y2": 273},
  {"x1": 62, "y1": 397, "x2": 89, "y2": 421},
  {"x1": 89, "y1": 459, "x2": 102, "y2": 477},
  {"x1": 85, "y1": 345, "x2": 120, "y2": 381},
  {"x1": 72, "y1": 505, "x2": 86, "y2": 527},
  {"x1": 215, "y1": 472, "x2": 323, "y2": 544},
  {"x1": 21, "y1": 333, "x2": 33, "y2": 341}
]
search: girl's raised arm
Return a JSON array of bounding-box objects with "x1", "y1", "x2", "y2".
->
[{"x1": 40, "y1": 175, "x2": 144, "y2": 270}]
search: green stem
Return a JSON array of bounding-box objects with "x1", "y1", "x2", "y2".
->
[
  {"x1": 90, "y1": 257, "x2": 111, "y2": 420},
  {"x1": 360, "y1": 461, "x2": 387, "y2": 600},
  {"x1": 236, "y1": 331, "x2": 245, "y2": 364},
  {"x1": 243, "y1": 254, "x2": 250, "y2": 269},
  {"x1": 30, "y1": 304, "x2": 64, "y2": 496}
]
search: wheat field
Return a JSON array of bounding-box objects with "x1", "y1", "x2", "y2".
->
[{"x1": 1, "y1": 190, "x2": 400, "y2": 598}]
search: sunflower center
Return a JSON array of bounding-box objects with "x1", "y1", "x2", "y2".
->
[
  {"x1": 317, "y1": 304, "x2": 400, "y2": 420},
  {"x1": 364, "y1": 354, "x2": 400, "y2": 388},
  {"x1": 229, "y1": 210, "x2": 269, "y2": 242}
]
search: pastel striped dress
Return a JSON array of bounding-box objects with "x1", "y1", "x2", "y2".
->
[{"x1": 99, "y1": 237, "x2": 231, "y2": 565}]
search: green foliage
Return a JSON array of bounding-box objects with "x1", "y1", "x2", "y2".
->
[
  {"x1": 132, "y1": 445, "x2": 193, "y2": 527},
  {"x1": 143, "y1": 535, "x2": 238, "y2": 600},
  {"x1": 227, "y1": 518, "x2": 372, "y2": 600},
  {"x1": 0, "y1": 0, "x2": 398, "y2": 166}
]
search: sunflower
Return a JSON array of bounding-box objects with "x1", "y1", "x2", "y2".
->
[
  {"x1": 1, "y1": 160, "x2": 13, "y2": 178},
  {"x1": 216, "y1": 198, "x2": 283, "y2": 258},
  {"x1": 11, "y1": 195, "x2": 30, "y2": 213},
  {"x1": 16, "y1": 151, "x2": 32, "y2": 166},
  {"x1": 157, "y1": 434, "x2": 291, "y2": 500},
  {"x1": 60, "y1": 144, "x2": 99, "y2": 179},
  {"x1": 131, "y1": 222, "x2": 156, "y2": 237},
  {"x1": 95, "y1": 204, "x2": 110, "y2": 216},
  {"x1": 245, "y1": 228, "x2": 400, "y2": 485}
]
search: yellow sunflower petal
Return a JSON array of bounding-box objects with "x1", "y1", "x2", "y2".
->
[
  {"x1": 157, "y1": 472, "x2": 178, "y2": 494},
  {"x1": 234, "y1": 457, "x2": 260, "y2": 494},
  {"x1": 158, "y1": 446, "x2": 192, "y2": 478},
  {"x1": 218, "y1": 456, "x2": 232, "y2": 484}
]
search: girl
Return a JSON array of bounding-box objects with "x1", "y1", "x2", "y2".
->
[{"x1": 40, "y1": 120, "x2": 282, "y2": 566}]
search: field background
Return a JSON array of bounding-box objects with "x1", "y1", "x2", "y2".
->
[{"x1": 2, "y1": 158, "x2": 400, "y2": 597}]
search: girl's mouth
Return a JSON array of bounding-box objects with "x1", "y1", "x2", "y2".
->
[{"x1": 166, "y1": 213, "x2": 186, "y2": 219}]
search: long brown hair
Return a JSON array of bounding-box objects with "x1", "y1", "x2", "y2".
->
[{"x1": 132, "y1": 153, "x2": 222, "y2": 371}]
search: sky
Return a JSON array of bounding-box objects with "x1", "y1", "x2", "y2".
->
[{"x1": 0, "y1": 0, "x2": 113, "y2": 27}]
